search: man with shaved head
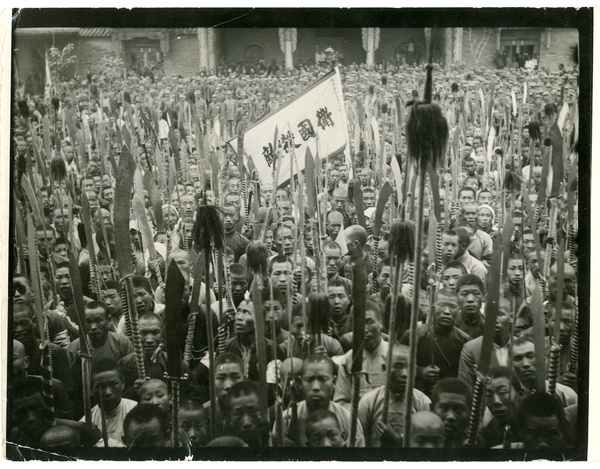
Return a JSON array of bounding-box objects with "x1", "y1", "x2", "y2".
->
[
  {"x1": 342, "y1": 224, "x2": 372, "y2": 282},
  {"x1": 409, "y1": 412, "x2": 445, "y2": 448}
]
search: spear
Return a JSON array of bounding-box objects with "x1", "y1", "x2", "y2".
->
[
  {"x1": 402, "y1": 30, "x2": 449, "y2": 447},
  {"x1": 370, "y1": 182, "x2": 393, "y2": 295},
  {"x1": 548, "y1": 238, "x2": 565, "y2": 397},
  {"x1": 164, "y1": 259, "x2": 186, "y2": 448},
  {"x1": 193, "y1": 197, "x2": 225, "y2": 442},
  {"x1": 383, "y1": 219, "x2": 414, "y2": 424}
]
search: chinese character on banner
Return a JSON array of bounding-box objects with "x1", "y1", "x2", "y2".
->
[
  {"x1": 279, "y1": 130, "x2": 300, "y2": 154},
  {"x1": 297, "y1": 119, "x2": 316, "y2": 141},
  {"x1": 262, "y1": 143, "x2": 274, "y2": 167},
  {"x1": 316, "y1": 107, "x2": 334, "y2": 130}
]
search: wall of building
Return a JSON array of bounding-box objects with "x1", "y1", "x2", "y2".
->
[
  {"x1": 165, "y1": 33, "x2": 200, "y2": 76},
  {"x1": 538, "y1": 28, "x2": 579, "y2": 70},
  {"x1": 294, "y1": 28, "x2": 365, "y2": 67},
  {"x1": 219, "y1": 28, "x2": 284, "y2": 67},
  {"x1": 376, "y1": 28, "x2": 427, "y2": 65},
  {"x1": 75, "y1": 37, "x2": 115, "y2": 77},
  {"x1": 14, "y1": 35, "x2": 79, "y2": 85}
]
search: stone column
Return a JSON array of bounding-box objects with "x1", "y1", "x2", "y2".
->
[
  {"x1": 207, "y1": 28, "x2": 216, "y2": 72},
  {"x1": 362, "y1": 28, "x2": 380, "y2": 66},
  {"x1": 445, "y1": 28, "x2": 453, "y2": 66},
  {"x1": 197, "y1": 28, "x2": 209, "y2": 72},
  {"x1": 279, "y1": 28, "x2": 297, "y2": 70}
]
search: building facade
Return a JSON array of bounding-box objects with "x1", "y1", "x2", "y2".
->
[{"x1": 14, "y1": 27, "x2": 579, "y2": 88}]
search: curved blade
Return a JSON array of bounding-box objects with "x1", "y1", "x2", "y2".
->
[
  {"x1": 114, "y1": 148, "x2": 136, "y2": 277},
  {"x1": 132, "y1": 194, "x2": 157, "y2": 260},
  {"x1": 372, "y1": 181, "x2": 393, "y2": 237},
  {"x1": 164, "y1": 260, "x2": 185, "y2": 379}
]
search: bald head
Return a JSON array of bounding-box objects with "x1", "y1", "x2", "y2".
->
[
  {"x1": 409, "y1": 412, "x2": 445, "y2": 448},
  {"x1": 39, "y1": 425, "x2": 81, "y2": 447},
  {"x1": 344, "y1": 225, "x2": 368, "y2": 248},
  {"x1": 12, "y1": 339, "x2": 28, "y2": 375},
  {"x1": 280, "y1": 357, "x2": 303, "y2": 385}
]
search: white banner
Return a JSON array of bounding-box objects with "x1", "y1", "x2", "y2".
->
[{"x1": 228, "y1": 68, "x2": 348, "y2": 187}]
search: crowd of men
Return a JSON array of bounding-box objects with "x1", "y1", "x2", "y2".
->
[{"x1": 9, "y1": 45, "x2": 580, "y2": 456}]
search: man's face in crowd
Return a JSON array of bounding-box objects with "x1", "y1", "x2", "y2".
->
[
  {"x1": 464, "y1": 159, "x2": 476, "y2": 176},
  {"x1": 548, "y1": 264, "x2": 576, "y2": 299},
  {"x1": 102, "y1": 187, "x2": 114, "y2": 204},
  {"x1": 327, "y1": 285, "x2": 349, "y2": 317},
  {"x1": 180, "y1": 195, "x2": 196, "y2": 219},
  {"x1": 376, "y1": 265, "x2": 391, "y2": 298},
  {"x1": 52, "y1": 208, "x2": 70, "y2": 234},
  {"x1": 215, "y1": 361, "x2": 244, "y2": 404},
  {"x1": 223, "y1": 206, "x2": 239, "y2": 233},
  {"x1": 139, "y1": 317, "x2": 163, "y2": 356},
  {"x1": 302, "y1": 361, "x2": 335, "y2": 411},
  {"x1": 230, "y1": 273, "x2": 248, "y2": 304},
  {"x1": 12, "y1": 391, "x2": 46, "y2": 443},
  {"x1": 329, "y1": 169, "x2": 340, "y2": 187},
  {"x1": 477, "y1": 209, "x2": 493, "y2": 230},
  {"x1": 459, "y1": 190, "x2": 475, "y2": 206},
  {"x1": 92, "y1": 369, "x2": 123, "y2": 413},
  {"x1": 548, "y1": 307, "x2": 575, "y2": 347},
  {"x1": 64, "y1": 146, "x2": 75, "y2": 162},
  {"x1": 82, "y1": 178, "x2": 95, "y2": 193},
  {"x1": 363, "y1": 190, "x2": 376, "y2": 208},
  {"x1": 359, "y1": 169, "x2": 370, "y2": 186},
  {"x1": 86, "y1": 191, "x2": 99, "y2": 212},
  {"x1": 163, "y1": 207, "x2": 179, "y2": 231},
  {"x1": 389, "y1": 349, "x2": 409, "y2": 395},
  {"x1": 441, "y1": 268, "x2": 462, "y2": 290},
  {"x1": 229, "y1": 392, "x2": 261, "y2": 444},
  {"x1": 434, "y1": 294, "x2": 459, "y2": 330},
  {"x1": 179, "y1": 407, "x2": 206, "y2": 447},
  {"x1": 139, "y1": 380, "x2": 170, "y2": 413},
  {"x1": 104, "y1": 287, "x2": 122, "y2": 319},
  {"x1": 511, "y1": 341, "x2": 536, "y2": 388},
  {"x1": 85, "y1": 306, "x2": 109, "y2": 344},
  {"x1": 275, "y1": 227, "x2": 294, "y2": 256},
  {"x1": 234, "y1": 301, "x2": 255, "y2": 335},
  {"x1": 363, "y1": 309, "x2": 382, "y2": 351},
  {"x1": 93, "y1": 177, "x2": 102, "y2": 193},
  {"x1": 270, "y1": 261, "x2": 293, "y2": 294},
  {"x1": 54, "y1": 266, "x2": 72, "y2": 300},
  {"x1": 485, "y1": 376, "x2": 520, "y2": 423},
  {"x1": 432, "y1": 392, "x2": 470, "y2": 446},
  {"x1": 522, "y1": 233, "x2": 535, "y2": 253},
  {"x1": 326, "y1": 213, "x2": 343, "y2": 240},
  {"x1": 339, "y1": 165, "x2": 349, "y2": 182},
  {"x1": 462, "y1": 205, "x2": 478, "y2": 228},
  {"x1": 126, "y1": 418, "x2": 170, "y2": 448},
  {"x1": 457, "y1": 283, "x2": 484, "y2": 315},
  {"x1": 13, "y1": 276, "x2": 32, "y2": 306},
  {"x1": 134, "y1": 286, "x2": 154, "y2": 315},
  {"x1": 323, "y1": 245, "x2": 343, "y2": 278},
  {"x1": 264, "y1": 299, "x2": 284, "y2": 332},
  {"x1": 441, "y1": 234, "x2": 460, "y2": 264},
  {"x1": 506, "y1": 259, "x2": 524, "y2": 287},
  {"x1": 306, "y1": 416, "x2": 345, "y2": 448},
  {"x1": 13, "y1": 308, "x2": 35, "y2": 344}
]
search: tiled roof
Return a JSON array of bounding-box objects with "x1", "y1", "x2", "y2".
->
[
  {"x1": 79, "y1": 28, "x2": 112, "y2": 37},
  {"x1": 15, "y1": 27, "x2": 80, "y2": 36}
]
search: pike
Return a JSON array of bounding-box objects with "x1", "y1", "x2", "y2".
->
[
  {"x1": 164, "y1": 259, "x2": 187, "y2": 448},
  {"x1": 193, "y1": 199, "x2": 225, "y2": 442},
  {"x1": 27, "y1": 214, "x2": 55, "y2": 426},
  {"x1": 383, "y1": 220, "x2": 414, "y2": 424},
  {"x1": 132, "y1": 194, "x2": 163, "y2": 287},
  {"x1": 81, "y1": 192, "x2": 104, "y2": 301},
  {"x1": 530, "y1": 282, "x2": 546, "y2": 393},
  {"x1": 370, "y1": 181, "x2": 393, "y2": 295},
  {"x1": 402, "y1": 29, "x2": 448, "y2": 447},
  {"x1": 547, "y1": 239, "x2": 565, "y2": 397},
  {"x1": 465, "y1": 235, "x2": 504, "y2": 447},
  {"x1": 114, "y1": 147, "x2": 145, "y2": 377},
  {"x1": 68, "y1": 243, "x2": 93, "y2": 424},
  {"x1": 349, "y1": 233, "x2": 367, "y2": 447}
]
